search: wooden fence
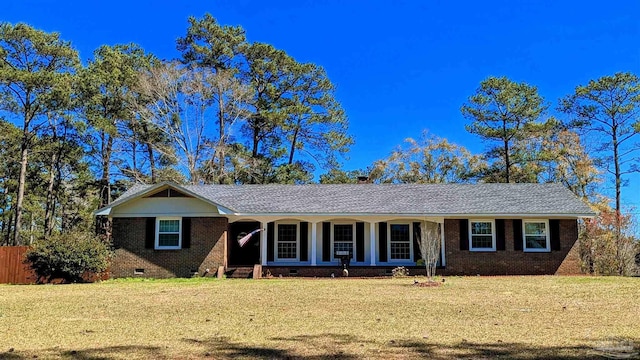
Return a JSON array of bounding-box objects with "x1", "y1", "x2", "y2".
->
[
  {"x1": 0, "y1": 246, "x2": 36, "y2": 284},
  {"x1": 0, "y1": 246, "x2": 110, "y2": 284}
]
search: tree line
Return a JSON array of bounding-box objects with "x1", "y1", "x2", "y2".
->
[
  {"x1": 0, "y1": 15, "x2": 351, "y2": 244},
  {"x1": 1, "y1": 15, "x2": 638, "y2": 274}
]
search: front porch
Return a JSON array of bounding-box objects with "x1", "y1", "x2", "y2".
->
[{"x1": 226, "y1": 216, "x2": 446, "y2": 270}]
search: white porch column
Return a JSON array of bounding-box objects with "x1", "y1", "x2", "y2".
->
[
  {"x1": 369, "y1": 222, "x2": 376, "y2": 265},
  {"x1": 440, "y1": 221, "x2": 446, "y2": 267},
  {"x1": 310, "y1": 222, "x2": 317, "y2": 265},
  {"x1": 261, "y1": 221, "x2": 268, "y2": 266}
]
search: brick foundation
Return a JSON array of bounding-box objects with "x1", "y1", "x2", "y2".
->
[
  {"x1": 263, "y1": 266, "x2": 430, "y2": 277},
  {"x1": 111, "y1": 217, "x2": 227, "y2": 278}
]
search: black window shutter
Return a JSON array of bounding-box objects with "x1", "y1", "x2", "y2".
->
[
  {"x1": 299, "y1": 222, "x2": 308, "y2": 261},
  {"x1": 550, "y1": 220, "x2": 561, "y2": 251},
  {"x1": 459, "y1": 219, "x2": 469, "y2": 251},
  {"x1": 513, "y1": 219, "x2": 523, "y2": 251},
  {"x1": 356, "y1": 222, "x2": 365, "y2": 262},
  {"x1": 413, "y1": 222, "x2": 422, "y2": 261},
  {"x1": 378, "y1": 222, "x2": 388, "y2": 262},
  {"x1": 182, "y1": 218, "x2": 191, "y2": 249},
  {"x1": 267, "y1": 222, "x2": 275, "y2": 262},
  {"x1": 145, "y1": 217, "x2": 156, "y2": 249},
  {"x1": 496, "y1": 219, "x2": 505, "y2": 251},
  {"x1": 322, "y1": 222, "x2": 331, "y2": 262}
]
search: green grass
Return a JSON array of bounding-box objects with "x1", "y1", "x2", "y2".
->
[{"x1": 0, "y1": 276, "x2": 639, "y2": 359}]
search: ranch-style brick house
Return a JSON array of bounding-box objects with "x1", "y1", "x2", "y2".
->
[{"x1": 95, "y1": 182, "x2": 595, "y2": 278}]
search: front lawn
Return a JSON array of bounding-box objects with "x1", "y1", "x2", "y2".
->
[{"x1": 0, "y1": 276, "x2": 638, "y2": 359}]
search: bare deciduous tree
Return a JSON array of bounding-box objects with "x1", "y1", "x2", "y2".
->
[
  {"x1": 417, "y1": 221, "x2": 441, "y2": 280},
  {"x1": 134, "y1": 61, "x2": 251, "y2": 184}
]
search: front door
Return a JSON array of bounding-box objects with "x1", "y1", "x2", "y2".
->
[{"x1": 229, "y1": 221, "x2": 261, "y2": 266}]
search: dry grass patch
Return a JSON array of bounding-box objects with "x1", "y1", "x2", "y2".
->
[{"x1": 0, "y1": 276, "x2": 638, "y2": 359}]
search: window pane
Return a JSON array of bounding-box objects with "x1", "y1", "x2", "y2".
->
[
  {"x1": 278, "y1": 224, "x2": 297, "y2": 242},
  {"x1": 472, "y1": 235, "x2": 493, "y2": 249},
  {"x1": 471, "y1": 222, "x2": 492, "y2": 235},
  {"x1": 334, "y1": 242, "x2": 353, "y2": 255},
  {"x1": 390, "y1": 243, "x2": 410, "y2": 259},
  {"x1": 277, "y1": 224, "x2": 297, "y2": 259},
  {"x1": 334, "y1": 225, "x2": 353, "y2": 242},
  {"x1": 277, "y1": 242, "x2": 297, "y2": 259},
  {"x1": 158, "y1": 233, "x2": 179, "y2": 247},
  {"x1": 159, "y1": 220, "x2": 179, "y2": 233},
  {"x1": 390, "y1": 224, "x2": 410, "y2": 242},
  {"x1": 525, "y1": 222, "x2": 545, "y2": 235},
  {"x1": 526, "y1": 235, "x2": 547, "y2": 249}
]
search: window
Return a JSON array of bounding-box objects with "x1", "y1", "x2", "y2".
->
[
  {"x1": 523, "y1": 220, "x2": 550, "y2": 252},
  {"x1": 469, "y1": 220, "x2": 495, "y2": 251},
  {"x1": 333, "y1": 224, "x2": 354, "y2": 260},
  {"x1": 156, "y1": 218, "x2": 181, "y2": 250},
  {"x1": 389, "y1": 223, "x2": 411, "y2": 260},
  {"x1": 277, "y1": 224, "x2": 298, "y2": 260}
]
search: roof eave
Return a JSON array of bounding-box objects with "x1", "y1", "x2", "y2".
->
[{"x1": 228, "y1": 212, "x2": 596, "y2": 218}]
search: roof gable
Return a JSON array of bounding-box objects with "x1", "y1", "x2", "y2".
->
[{"x1": 94, "y1": 182, "x2": 234, "y2": 216}]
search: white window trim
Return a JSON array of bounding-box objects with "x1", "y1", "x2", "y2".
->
[
  {"x1": 387, "y1": 222, "x2": 413, "y2": 262},
  {"x1": 155, "y1": 217, "x2": 182, "y2": 250},
  {"x1": 275, "y1": 222, "x2": 300, "y2": 262},
  {"x1": 468, "y1": 219, "x2": 496, "y2": 252},
  {"x1": 523, "y1": 219, "x2": 551, "y2": 253},
  {"x1": 331, "y1": 222, "x2": 356, "y2": 262}
]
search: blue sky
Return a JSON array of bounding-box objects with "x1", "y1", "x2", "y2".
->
[{"x1": 3, "y1": 0, "x2": 640, "y2": 209}]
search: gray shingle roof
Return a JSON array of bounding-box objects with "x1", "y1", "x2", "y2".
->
[{"x1": 107, "y1": 183, "x2": 594, "y2": 216}]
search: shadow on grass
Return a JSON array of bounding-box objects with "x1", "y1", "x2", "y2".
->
[
  {"x1": 184, "y1": 335, "x2": 359, "y2": 359},
  {"x1": 0, "y1": 345, "x2": 164, "y2": 360},
  {"x1": 387, "y1": 339, "x2": 629, "y2": 359},
  {"x1": 1, "y1": 335, "x2": 637, "y2": 359},
  {"x1": 188, "y1": 334, "x2": 640, "y2": 360}
]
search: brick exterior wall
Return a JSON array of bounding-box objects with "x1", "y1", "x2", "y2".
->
[
  {"x1": 440, "y1": 219, "x2": 581, "y2": 275},
  {"x1": 111, "y1": 217, "x2": 227, "y2": 278},
  {"x1": 264, "y1": 219, "x2": 581, "y2": 277},
  {"x1": 110, "y1": 217, "x2": 581, "y2": 278}
]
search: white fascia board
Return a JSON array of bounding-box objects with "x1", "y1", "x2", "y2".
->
[
  {"x1": 228, "y1": 212, "x2": 595, "y2": 219},
  {"x1": 108, "y1": 212, "x2": 225, "y2": 218},
  {"x1": 94, "y1": 208, "x2": 111, "y2": 216}
]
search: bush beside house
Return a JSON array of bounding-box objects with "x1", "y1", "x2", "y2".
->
[{"x1": 25, "y1": 231, "x2": 112, "y2": 283}]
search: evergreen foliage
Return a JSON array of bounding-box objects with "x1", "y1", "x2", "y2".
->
[{"x1": 25, "y1": 231, "x2": 112, "y2": 283}]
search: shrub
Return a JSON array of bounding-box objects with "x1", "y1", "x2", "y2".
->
[
  {"x1": 579, "y1": 210, "x2": 638, "y2": 276},
  {"x1": 25, "y1": 231, "x2": 112, "y2": 283},
  {"x1": 391, "y1": 266, "x2": 409, "y2": 277}
]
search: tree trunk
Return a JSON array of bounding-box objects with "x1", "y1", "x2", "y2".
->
[
  {"x1": 612, "y1": 128, "x2": 624, "y2": 275},
  {"x1": 140, "y1": 123, "x2": 156, "y2": 183},
  {"x1": 252, "y1": 125, "x2": 260, "y2": 158},
  {"x1": 217, "y1": 89, "x2": 226, "y2": 182},
  {"x1": 188, "y1": 154, "x2": 198, "y2": 185},
  {"x1": 5, "y1": 207, "x2": 15, "y2": 245},
  {"x1": 147, "y1": 142, "x2": 156, "y2": 183},
  {"x1": 100, "y1": 132, "x2": 113, "y2": 208},
  {"x1": 13, "y1": 133, "x2": 29, "y2": 245},
  {"x1": 288, "y1": 126, "x2": 300, "y2": 165},
  {"x1": 131, "y1": 138, "x2": 137, "y2": 181},
  {"x1": 503, "y1": 119, "x2": 510, "y2": 183},
  {"x1": 612, "y1": 133, "x2": 621, "y2": 216},
  {"x1": 44, "y1": 150, "x2": 58, "y2": 237}
]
